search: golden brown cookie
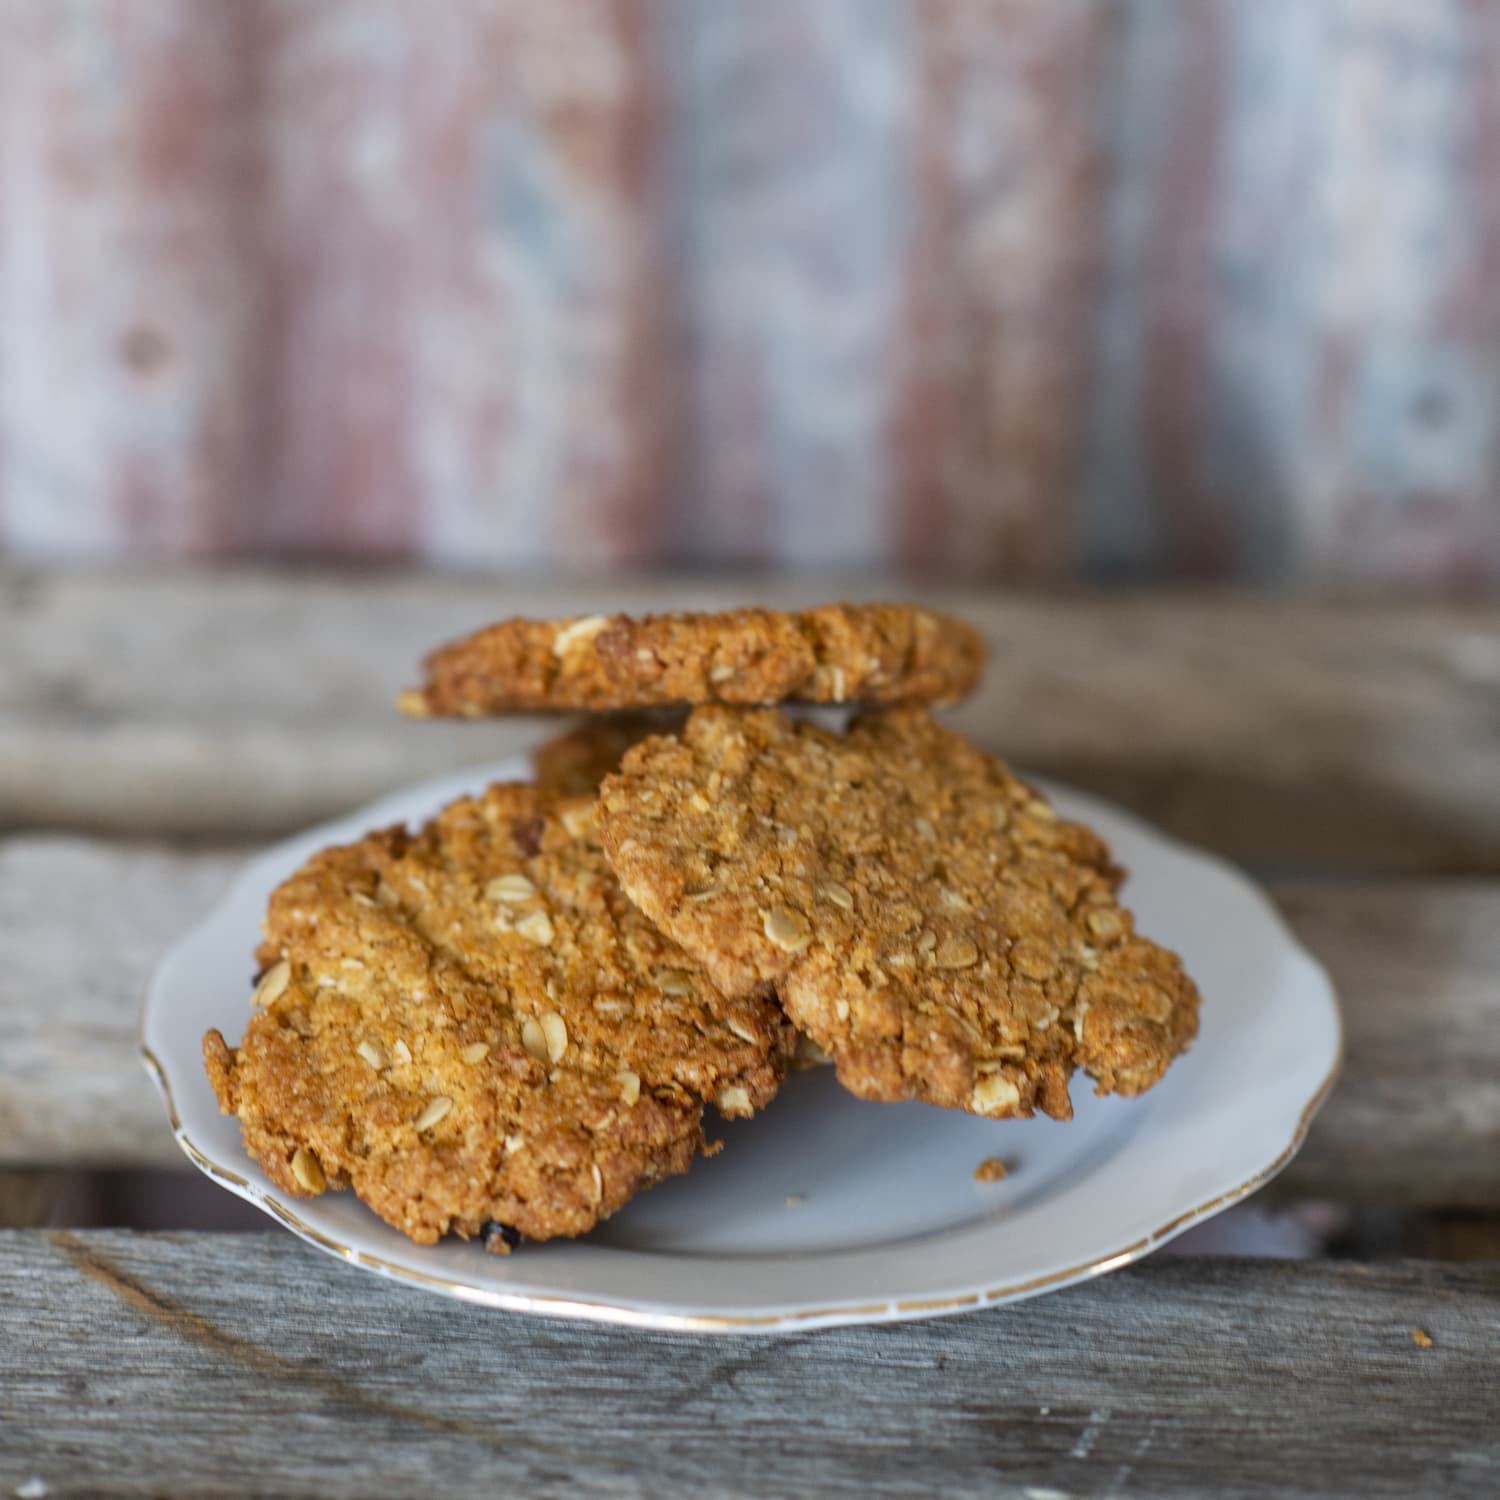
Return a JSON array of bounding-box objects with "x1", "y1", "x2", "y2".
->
[
  {"x1": 204, "y1": 784, "x2": 796, "y2": 1250},
  {"x1": 598, "y1": 706, "x2": 1198, "y2": 1121},
  {"x1": 532, "y1": 712, "x2": 687, "y2": 797},
  {"x1": 399, "y1": 602, "x2": 985, "y2": 716}
]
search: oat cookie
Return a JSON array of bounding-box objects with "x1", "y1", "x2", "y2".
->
[
  {"x1": 204, "y1": 784, "x2": 796, "y2": 1249},
  {"x1": 400, "y1": 602, "x2": 985, "y2": 716},
  {"x1": 598, "y1": 706, "x2": 1198, "y2": 1120},
  {"x1": 533, "y1": 712, "x2": 687, "y2": 797}
]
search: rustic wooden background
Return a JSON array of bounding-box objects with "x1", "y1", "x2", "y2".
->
[{"x1": 3, "y1": 0, "x2": 1500, "y2": 582}]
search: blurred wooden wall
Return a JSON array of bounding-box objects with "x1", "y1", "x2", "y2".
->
[{"x1": 2, "y1": 0, "x2": 1498, "y2": 582}]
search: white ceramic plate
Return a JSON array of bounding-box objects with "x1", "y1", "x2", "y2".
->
[{"x1": 143, "y1": 757, "x2": 1341, "y2": 1334}]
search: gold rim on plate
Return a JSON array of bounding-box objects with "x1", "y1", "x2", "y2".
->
[{"x1": 141, "y1": 1033, "x2": 1343, "y2": 1332}]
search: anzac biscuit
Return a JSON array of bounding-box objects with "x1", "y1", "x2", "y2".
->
[
  {"x1": 531, "y1": 716, "x2": 834, "y2": 1071},
  {"x1": 400, "y1": 602, "x2": 984, "y2": 716},
  {"x1": 204, "y1": 784, "x2": 795, "y2": 1250},
  {"x1": 598, "y1": 706, "x2": 1198, "y2": 1120}
]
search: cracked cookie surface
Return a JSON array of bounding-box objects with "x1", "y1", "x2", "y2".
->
[
  {"x1": 400, "y1": 602, "x2": 985, "y2": 715},
  {"x1": 204, "y1": 784, "x2": 795, "y2": 1249},
  {"x1": 598, "y1": 706, "x2": 1198, "y2": 1120}
]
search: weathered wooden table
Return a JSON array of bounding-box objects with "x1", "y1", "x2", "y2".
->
[{"x1": 2, "y1": 571, "x2": 1497, "y2": 1498}]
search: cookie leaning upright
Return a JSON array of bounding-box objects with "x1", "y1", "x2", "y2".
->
[
  {"x1": 598, "y1": 706, "x2": 1199, "y2": 1121},
  {"x1": 399, "y1": 602, "x2": 985, "y2": 715},
  {"x1": 204, "y1": 784, "x2": 797, "y2": 1251}
]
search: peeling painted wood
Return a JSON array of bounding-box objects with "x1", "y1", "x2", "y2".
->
[
  {"x1": 898, "y1": 0, "x2": 1106, "y2": 576},
  {"x1": 4, "y1": 3, "x2": 1498, "y2": 579},
  {"x1": 0, "y1": 0, "x2": 664, "y2": 566},
  {"x1": 0, "y1": 0, "x2": 262, "y2": 556}
]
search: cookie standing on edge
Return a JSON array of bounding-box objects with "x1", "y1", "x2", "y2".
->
[
  {"x1": 598, "y1": 706, "x2": 1199, "y2": 1121},
  {"x1": 399, "y1": 602, "x2": 985, "y2": 716},
  {"x1": 204, "y1": 785, "x2": 797, "y2": 1250}
]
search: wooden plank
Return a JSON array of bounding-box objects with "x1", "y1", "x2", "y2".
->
[
  {"x1": 0, "y1": 1231, "x2": 1493, "y2": 1498},
  {"x1": 1269, "y1": 879, "x2": 1500, "y2": 1208},
  {"x1": 3, "y1": 836, "x2": 1498, "y2": 1205},
  {"x1": 0, "y1": 839, "x2": 236, "y2": 1170},
  {"x1": 4, "y1": 570, "x2": 1500, "y2": 870}
]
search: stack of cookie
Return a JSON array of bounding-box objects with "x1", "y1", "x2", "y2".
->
[{"x1": 205, "y1": 603, "x2": 1199, "y2": 1253}]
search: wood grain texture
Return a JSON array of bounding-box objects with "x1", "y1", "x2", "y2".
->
[
  {"x1": 1269, "y1": 878, "x2": 1500, "y2": 1207},
  {"x1": 4, "y1": 570, "x2": 1499, "y2": 873},
  {"x1": 4, "y1": 2, "x2": 1499, "y2": 580},
  {"x1": 0, "y1": 838, "x2": 235, "y2": 1169},
  {"x1": 4, "y1": 833, "x2": 1499, "y2": 1205},
  {"x1": 0, "y1": 1232, "x2": 1494, "y2": 1498}
]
